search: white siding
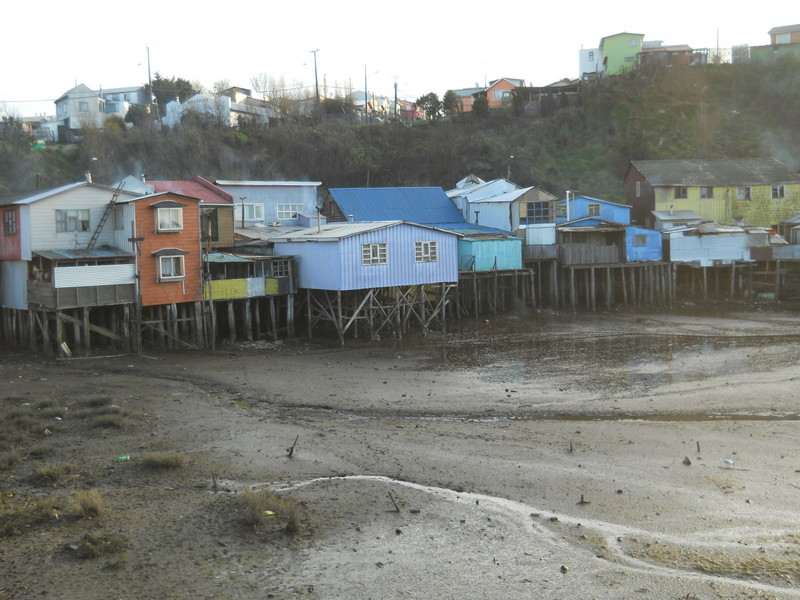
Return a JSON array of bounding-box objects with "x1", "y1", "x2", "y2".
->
[{"x1": 53, "y1": 264, "x2": 136, "y2": 288}]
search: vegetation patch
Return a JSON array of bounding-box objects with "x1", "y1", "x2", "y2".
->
[
  {"x1": 0, "y1": 494, "x2": 63, "y2": 537},
  {"x1": 71, "y1": 489, "x2": 107, "y2": 519},
  {"x1": 68, "y1": 533, "x2": 128, "y2": 559},
  {"x1": 239, "y1": 488, "x2": 302, "y2": 535},
  {"x1": 0, "y1": 450, "x2": 21, "y2": 471},
  {"x1": 142, "y1": 452, "x2": 188, "y2": 470},
  {"x1": 34, "y1": 462, "x2": 79, "y2": 486}
]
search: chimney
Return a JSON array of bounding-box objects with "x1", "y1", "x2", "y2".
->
[{"x1": 85, "y1": 171, "x2": 93, "y2": 184}]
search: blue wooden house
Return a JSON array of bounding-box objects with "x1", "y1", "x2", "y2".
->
[
  {"x1": 323, "y1": 187, "x2": 523, "y2": 272},
  {"x1": 558, "y1": 217, "x2": 662, "y2": 263},
  {"x1": 556, "y1": 195, "x2": 631, "y2": 225},
  {"x1": 270, "y1": 220, "x2": 460, "y2": 343}
]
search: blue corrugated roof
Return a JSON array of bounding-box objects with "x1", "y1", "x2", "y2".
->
[{"x1": 328, "y1": 187, "x2": 465, "y2": 225}]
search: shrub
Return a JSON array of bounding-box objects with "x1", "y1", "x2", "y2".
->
[
  {"x1": 71, "y1": 533, "x2": 127, "y2": 559},
  {"x1": 35, "y1": 463, "x2": 78, "y2": 486},
  {"x1": 0, "y1": 450, "x2": 21, "y2": 471},
  {"x1": 0, "y1": 495, "x2": 62, "y2": 537}
]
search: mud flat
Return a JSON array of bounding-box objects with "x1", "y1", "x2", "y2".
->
[{"x1": 2, "y1": 308, "x2": 800, "y2": 599}]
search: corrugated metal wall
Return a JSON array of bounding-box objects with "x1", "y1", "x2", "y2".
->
[{"x1": 53, "y1": 264, "x2": 136, "y2": 288}]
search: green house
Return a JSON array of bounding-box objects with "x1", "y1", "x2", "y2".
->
[{"x1": 600, "y1": 32, "x2": 645, "y2": 75}]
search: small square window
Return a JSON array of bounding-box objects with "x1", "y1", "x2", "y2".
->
[
  {"x1": 700, "y1": 186, "x2": 714, "y2": 199},
  {"x1": 737, "y1": 187, "x2": 751, "y2": 201},
  {"x1": 157, "y1": 207, "x2": 183, "y2": 232},
  {"x1": 362, "y1": 243, "x2": 387, "y2": 265},
  {"x1": 415, "y1": 241, "x2": 438, "y2": 262},
  {"x1": 633, "y1": 234, "x2": 647, "y2": 247},
  {"x1": 772, "y1": 185, "x2": 785, "y2": 199},
  {"x1": 674, "y1": 187, "x2": 688, "y2": 199},
  {"x1": 587, "y1": 203, "x2": 601, "y2": 216},
  {"x1": 159, "y1": 255, "x2": 185, "y2": 280},
  {"x1": 276, "y1": 204, "x2": 303, "y2": 220}
]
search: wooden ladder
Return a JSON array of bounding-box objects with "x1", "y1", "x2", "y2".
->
[{"x1": 86, "y1": 181, "x2": 124, "y2": 250}]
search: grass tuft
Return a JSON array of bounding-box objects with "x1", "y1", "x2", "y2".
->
[
  {"x1": 71, "y1": 533, "x2": 127, "y2": 559},
  {"x1": 240, "y1": 488, "x2": 302, "y2": 535},
  {"x1": 0, "y1": 450, "x2": 21, "y2": 471},
  {"x1": 0, "y1": 495, "x2": 62, "y2": 537},
  {"x1": 71, "y1": 490, "x2": 107, "y2": 519},
  {"x1": 141, "y1": 452, "x2": 188, "y2": 470},
  {"x1": 34, "y1": 463, "x2": 79, "y2": 486}
]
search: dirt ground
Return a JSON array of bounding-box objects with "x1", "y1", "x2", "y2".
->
[{"x1": 2, "y1": 307, "x2": 800, "y2": 599}]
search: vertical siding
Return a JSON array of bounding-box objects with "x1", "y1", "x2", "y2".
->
[
  {"x1": 473, "y1": 203, "x2": 513, "y2": 232},
  {"x1": 459, "y1": 238, "x2": 522, "y2": 271},
  {"x1": 217, "y1": 184, "x2": 319, "y2": 225},
  {"x1": 0, "y1": 260, "x2": 27, "y2": 309},
  {"x1": 625, "y1": 227, "x2": 662, "y2": 262},
  {"x1": 274, "y1": 224, "x2": 458, "y2": 291}
]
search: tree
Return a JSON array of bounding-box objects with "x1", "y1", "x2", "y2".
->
[
  {"x1": 125, "y1": 104, "x2": 149, "y2": 127},
  {"x1": 442, "y1": 90, "x2": 460, "y2": 115},
  {"x1": 472, "y1": 94, "x2": 489, "y2": 118},
  {"x1": 416, "y1": 92, "x2": 442, "y2": 120},
  {"x1": 146, "y1": 73, "x2": 199, "y2": 116}
]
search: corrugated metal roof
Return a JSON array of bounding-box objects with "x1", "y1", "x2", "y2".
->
[
  {"x1": 652, "y1": 210, "x2": 702, "y2": 221},
  {"x1": 206, "y1": 252, "x2": 255, "y2": 263},
  {"x1": 149, "y1": 177, "x2": 234, "y2": 205},
  {"x1": 471, "y1": 187, "x2": 535, "y2": 204},
  {"x1": 630, "y1": 159, "x2": 800, "y2": 186},
  {"x1": 0, "y1": 182, "x2": 87, "y2": 206},
  {"x1": 34, "y1": 247, "x2": 133, "y2": 260},
  {"x1": 270, "y1": 220, "x2": 459, "y2": 243},
  {"x1": 328, "y1": 187, "x2": 465, "y2": 224},
  {"x1": 215, "y1": 180, "x2": 322, "y2": 187}
]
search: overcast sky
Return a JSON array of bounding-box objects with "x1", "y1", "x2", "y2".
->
[{"x1": 1, "y1": 2, "x2": 795, "y2": 118}]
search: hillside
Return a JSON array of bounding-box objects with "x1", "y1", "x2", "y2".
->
[{"x1": 3, "y1": 61, "x2": 800, "y2": 199}]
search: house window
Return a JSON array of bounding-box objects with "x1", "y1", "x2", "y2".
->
[
  {"x1": 156, "y1": 207, "x2": 183, "y2": 232},
  {"x1": 362, "y1": 243, "x2": 387, "y2": 265},
  {"x1": 3, "y1": 210, "x2": 16, "y2": 235},
  {"x1": 589, "y1": 51, "x2": 595, "y2": 61},
  {"x1": 633, "y1": 234, "x2": 648, "y2": 247},
  {"x1": 234, "y1": 203, "x2": 265, "y2": 221},
  {"x1": 113, "y1": 206, "x2": 125, "y2": 230},
  {"x1": 587, "y1": 203, "x2": 601, "y2": 216},
  {"x1": 524, "y1": 201, "x2": 551, "y2": 224},
  {"x1": 56, "y1": 209, "x2": 90, "y2": 233},
  {"x1": 674, "y1": 187, "x2": 688, "y2": 199},
  {"x1": 271, "y1": 259, "x2": 290, "y2": 277},
  {"x1": 105, "y1": 102, "x2": 118, "y2": 113},
  {"x1": 635, "y1": 181, "x2": 641, "y2": 197},
  {"x1": 624, "y1": 56, "x2": 635, "y2": 63},
  {"x1": 158, "y1": 255, "x2": 185, "y2": 280},
  {"x1": 415, "y1": 241, "x2": 438, "y2": 262},
  {"x1": 700, "y1": 186, "x2": 713, "y2": 199},
  {"x1": 276, "y1": 203, "x2": 303, "y2": 220},
  {"x1": 79, "y1": 101, "x2": 89, "y2": 112},
  {"x1": 556, "y1": 205, "x2": 567, "y2": 219},
  {"x1": 776, "y1": 33, "x2": 791, "y2": 44},
  {"x1": 737, "y1": 186, "x2": 751, "y2": 201},
  {"x1": 772, "y1": 185, "x2": 786, "y2": 199},
  {"x1": 629, "y1": 37, "x2": 638, "y2": 46}
]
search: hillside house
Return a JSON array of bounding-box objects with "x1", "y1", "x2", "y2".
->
[
  {"x1": 600, "y1": 32, "x2": 645, "y2": 75},
  {"x1": 626, "y1": 158, "x2": 800, "y2": 228},
  {"x1": 750, "y1": 25, "x2": 800, "y2": 64},
  {"x1": 663, "y1": 223, "x2": 751, "y2": 266},
  {"x1": 450, "y1": 78, "x2": 524, "y2": 113}
]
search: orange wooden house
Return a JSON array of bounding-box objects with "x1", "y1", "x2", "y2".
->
[{"x1": 113, "y1": 192, "x2": 203, "y2": 307}]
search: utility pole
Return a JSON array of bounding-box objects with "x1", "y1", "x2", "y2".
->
[
  {"x1": 394, "y1": 77, "x2": 398, "y2": 121},
  {"x1": 364, "y1": 65, "x2": 368, "y2": 123},
  {"x1": 146, "y1": 47, "x2": 160, "y2": 122},
  {"x1": 310, "y1": 49, "x2": 320, "y2": 117}
]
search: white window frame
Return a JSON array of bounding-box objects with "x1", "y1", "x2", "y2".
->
[
  {"x1": 737, "y1": 186, "x2": 751, "y2": 201},
  {"x1": 415, "y1": 241, "x2": 438, "y2": 263},
  {"x1": 156, "y1": 207, "x2": 183, "y2": 232},
  {"x1": 56, "y1": 209, "x2": 90, "y2": 233},
  {"x1": 362, "y1": 243, "x2": 388, "y2": 266},
  {"x1": 276, "y1": 203, "x2": 303, "y2": 220},
  {"x1": 158, "y1": 255, "x2": 185, "y2": 281},
  {"x1": 234, "y1": 203, "x2": 264, "y2": 221},
  {"x1": 772, "y1": 184, "x2": 786, "y2": 199}
]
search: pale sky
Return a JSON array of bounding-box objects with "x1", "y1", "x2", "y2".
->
[{"x1": 1, "y1": 1, "x2": 795, "y2": 118}]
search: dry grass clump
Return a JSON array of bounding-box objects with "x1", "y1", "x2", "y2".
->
[
  {"x1": 71, "y1": 490, "x2": 107, "y2": 519},
  {"x1": 34, "y1": 462, "x2": 79, "y2": 487},
  {"x1": 81, "y1": 394, "x2": 114, "y2": 408},
  {"x1": 0, "y1": 450, "x2": 21, "y2": 471},
  {"x1": 0, "y1": 495, "x2": 62, "y2": 537},
  {"x1": 70, "y1": 533, "x2": 127, "y2": 559},
  {"x1": 141, "y1": 452, "x2": 188, "y2": 470},
  {"x1": 240, "y1": 488, "x2": 302, "y2": 535}
]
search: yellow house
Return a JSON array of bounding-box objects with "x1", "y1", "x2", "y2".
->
[{"x1": 625, "y1": 158, "x2": 800, "y2": 228}]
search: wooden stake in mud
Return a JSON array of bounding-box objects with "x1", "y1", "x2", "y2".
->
[
  {"x1": 387, "y1": 491, "x2": 401, "y2": 512},
  {"x1": 287, "y1": 435, "x2": 299, "y2": 458}
]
